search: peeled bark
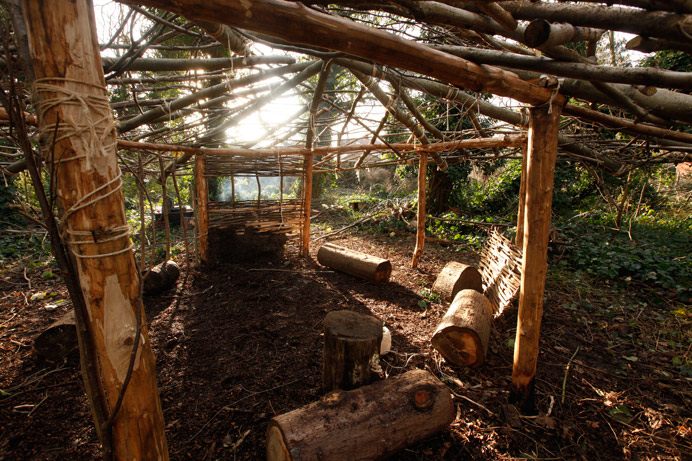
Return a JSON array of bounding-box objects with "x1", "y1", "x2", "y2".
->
[
  {"x1": 317, "y1": 244, "x2": 392, "y2": 283},
  {"x1": 431, "y1": 289, "x2": 494, "y2": 368},
  {"x1": 267, "y1": 369, "x2": 455, "y2": 461}
]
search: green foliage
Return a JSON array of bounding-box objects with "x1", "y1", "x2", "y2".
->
[
  {"x1": 641, "y1": 50, "x2": 692, "y2": 73},
  {"x1": 558, "y1": 212, "x2": 692, "y2": 302}
]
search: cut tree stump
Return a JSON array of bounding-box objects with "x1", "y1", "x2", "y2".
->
[
  {"x1": 34, "y1": 311, "x2": 77, "y2": 361},
  {"x1": 431, "y1": 289, "x2": 493, "y2": 368},
  {"x1": 142, "y1": 260, "x2": 180, "y2": 295},
  {"x1": 432, "y1": 261, "x2": 483, "y2": 301},
  {"x1": 317, "y1": 243, "x2": 392, "y2": 283},
  {"x1": 322, "y1": 310, "x2": 383, "y2": 392},
  {"x1": 266, "y1": 369, "x2": 455, "y2": 461}
]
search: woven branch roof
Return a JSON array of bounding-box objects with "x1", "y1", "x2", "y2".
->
[{"x1": 2, "y1": 1, "x2": 692, "y2": 175}]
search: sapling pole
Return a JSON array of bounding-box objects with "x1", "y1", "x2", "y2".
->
[
  {"x1": 19, "y1": 0, "x2": 168, "y2": 457},
  {"x1": 512, "y1": 101, "x2": 563, "y2": 412}
]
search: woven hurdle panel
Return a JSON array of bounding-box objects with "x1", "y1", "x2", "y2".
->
[
  {"x1": 208, "y1": 199, "x2": 304, "y2": 234},
  {"x1": 478, "y1": 228, "x2": 523, "y2": 316},
  {"x1": 204, "y1": 154, "x2": 306, "y2": 235}
]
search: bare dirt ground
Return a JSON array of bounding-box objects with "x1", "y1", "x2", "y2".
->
[{"x1": 1, "y1": 221, "x2": 691, "y2": 460}]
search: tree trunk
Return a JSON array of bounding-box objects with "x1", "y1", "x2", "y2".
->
[
  {"x1": 301, "y1": 152, "x2": 313, "y2": 256},
  {"x1": 431, "y1": 289, "x2": 494, "y2": 368},
  {"x1": 411, "y1": 153, "x2": 428, "y2": 268},
  {"x1": 322, "y1": 310, "x2": 383, "y2": 392},
  {"x1": 511, "y1": 102, "x2": 563, "y2": 413},
  {"x1": 195, "y1": 154, "x2": 209, "y2": 264},
  {"x1": 20, "y1": 0, "x2": 168, "y2": 458},
  {"x1": 432, "y1": 261, "x2": 483, "y2": 302},
  {"x1": 317, "y1": 243, "x2": 392, "y2": 282},
  {"x1": 266, "y1": 369, "x2": 455, "y2": 461},
  {"x1": 515, "y1": 145, "x2": 528, "y2": 246}
]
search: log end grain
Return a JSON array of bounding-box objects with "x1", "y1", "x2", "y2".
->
[
  {"x1": 431, "y1": 289, "x2": 493, "y2": 368},
  {"x1": 266, "y1": 424, "x2": 291, "y2": 461},
  {"x1": 431, "y1": 326, "x2": 485, "y2": 368}
]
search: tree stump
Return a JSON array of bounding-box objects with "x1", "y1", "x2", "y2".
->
[
  {"x1": 431, "y1": 289, "x2": 493, "y2": 368},
  {"x1": 34, "y1": 311, "x2": 77, "y2": 361},
  {"x1": 317, "y1": 243, "x2": 391, "y2": 283},
  {"x1": 142, "y1": 260, "x2": 180, "y2": 295},
  {"x1": 322, "y1": 310, "x2": 383, "y2": 392},
  {"x1": 266, "y1": 369, "x2": 455, "y2": 461},
  {"x1": 432, "y1": 261, "x2": 483, "y2": 301}
]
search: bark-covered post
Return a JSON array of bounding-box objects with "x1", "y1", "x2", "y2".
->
[
  {"x1": 20, "y1": 0, "x2": 168, "y2": 458},
  {"x1": 195, "y1": 153, "x2": 209, "y2": 263},
  {"x1": 515, "y1": 144, "x2": 528, "y2": 246},
  {"x1": 411, "y1": 152, "x2": 428, "y2": 268},
  {"x1": 301, "y1": 152, "x2": 314, "y2": 256},
  {"x1": 511, "y1": 100, "x2": 563, "y2": 412}
]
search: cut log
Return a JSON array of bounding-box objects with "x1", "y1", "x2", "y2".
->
[
  {"x1": 432, "y1": 261, "x2": 483, "y2": 301},
  {"x1": 142, "y1": 260, "x2": 180, "y2": 295},
  {"x1": 317, "y1": 243, "x2": 392, "y2": 283},
  {"x1": 34, "y1": 311, "x2": 77, "y2": 361},
  {"x1": 431, "y1": 289, "x2": 493, "y2": 368},
  {"x1": 322, "y1": 310, "x2": 383, "y2": 392},
  {"x1": 266, "y1": 369, "x2": 455, "y2": 461}
]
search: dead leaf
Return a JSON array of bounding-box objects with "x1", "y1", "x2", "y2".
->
[{"x1": 535, "y1": 413, "x2": 558, "y2": 430}]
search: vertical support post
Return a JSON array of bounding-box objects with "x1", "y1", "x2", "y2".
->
[
  {"x1": 411, "y1": 152, "x2": 427, "y2": 268},
  {"x1": 515, "y1": 144, "x2": 528, "y2": 246},
  {"x1": 511, "y1": 102, "x2": 563, "y2": 412},
  {"x1": 301, "y1": 152, "x2": 314, "y2": 256},
  {"x1": 195, "y1": 154, "x2": 209, "y2": 264},
  {"x1": 20, "y1": 0, "x2": 168, "y2": 458}
]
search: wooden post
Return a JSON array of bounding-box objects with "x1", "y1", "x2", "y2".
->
[
  {"x1": 20, "y1": 0, "x2": 168, "y2": 458},
  {"x1": 301, "y1": 152, "x2": 313, "y2": 256},
  {"x1": 411, "y1": 153, "x2": 427, "y2": 268},
  {"x1": 512, "y1": 102, "x2": 563, "y2": 412},
  {"x1": 195, "y1": 154, "x2": 209, "y2": 263},
  {"x1": 515, "y1": 145, "x2": 528, "y2": 246}
]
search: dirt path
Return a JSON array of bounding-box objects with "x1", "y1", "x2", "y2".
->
[{"x1": 1, "y1": 229, "x2": 690, "y2": 459}]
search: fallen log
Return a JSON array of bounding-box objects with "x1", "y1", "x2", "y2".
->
[
  {"x1": 431, "y1": 289, "x2": 493, "y2": 368},
  {"x1": 266, "y1": 369, "x2": 455, "y2": 461},
  {"x1": 142, "y1": 260, "x2": 180, "y2": 295},
  {"x1": 432, "y1": 261, "x2": 483, "y2": 301},
  {"x1": 317, "y1": 243, "x2": 391, "y2": 283},
  {"x1": 33, "y1": 311, "x2": 77, "y2": 361},
  {"x1": 322, "y1": 310, "x2": 383, "y2": 392}
]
